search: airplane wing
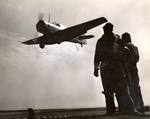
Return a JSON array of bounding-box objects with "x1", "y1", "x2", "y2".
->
[
  {"x1": 22, "y1": 36, "x2": 43, "y2": 45},
  {"x1": 52, "y1": 17, "x2": 107, "y2": 42}
]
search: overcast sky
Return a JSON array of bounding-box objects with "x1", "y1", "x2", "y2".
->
[{"x1": 0, "y1": 0, "x2": 149, "y2": 110}]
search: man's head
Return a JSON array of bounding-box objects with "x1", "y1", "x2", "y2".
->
[
  {"x1": 122, "y1": 32, "x2": 131, "y2": 45},
  {"x1": 103, "y1": 22, "x2": 113, "y2": 34}
]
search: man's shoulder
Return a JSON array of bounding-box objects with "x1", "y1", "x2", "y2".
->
[
  {"x1": 114, "y1": 34, "x2": 121, "y2": 41},
  {"x1": 114, "y1": 34, "x2": 120, "y2": 38},
  {"x1": 97, "y1": 35, "x2": 104, "y2": 43}
]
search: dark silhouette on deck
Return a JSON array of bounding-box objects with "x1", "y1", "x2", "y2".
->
[
  {"x1": 94, "y1": 23, "x2": 142, "y2": 115},
  {"x1": 0, "y1": 107, "x2": 149, "y2": 118}
]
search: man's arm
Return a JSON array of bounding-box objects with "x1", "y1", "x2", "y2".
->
[{"x1": 94, "y1": 39, "x2": 102, "y2": 77}]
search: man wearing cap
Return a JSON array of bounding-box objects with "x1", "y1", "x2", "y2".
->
[{"x1": 94, "y1": 23, "x2": 137, "y2": 115}]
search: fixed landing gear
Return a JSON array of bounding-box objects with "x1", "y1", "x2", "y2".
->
[{"x1": 39, "y1": 44, "x2": 45, "y2": 49}]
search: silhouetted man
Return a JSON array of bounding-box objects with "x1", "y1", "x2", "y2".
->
[
  {"x1": 94, "y1": 23, "x2": 137, "y2": 115},
  {"x1": 122, "y1": 32, "x2": 144, "y2": 113}
]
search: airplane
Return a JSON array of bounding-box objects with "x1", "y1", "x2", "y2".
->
[{"x1": 22, "y1": 15, "x2": 107, "y2": 49}]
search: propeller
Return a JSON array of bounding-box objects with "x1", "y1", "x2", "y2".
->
[
  {"x1": 34, "y1": 13, "x2": 44, "y2": 37},
  {"x1": 35, "y1": 12, "x2": 51, "y2": 37},
  {"x1": 38, "y1": 13, "x2": 44, "y2": 21},
  {"x1": 48, "y1": 12, "x2": 50, "y2": 23}
]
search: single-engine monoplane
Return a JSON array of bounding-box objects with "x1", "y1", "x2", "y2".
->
[{"x1": 22, "y1": 14, "x2": 107, "y2": 49}]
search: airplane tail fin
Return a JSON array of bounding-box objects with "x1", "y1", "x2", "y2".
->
[
  {"x1": 74, "y1": 39, "x2": 87, "y2": 50},
  {"x1": 81, "y1": 39, "x2": 87, "y2": 46}
]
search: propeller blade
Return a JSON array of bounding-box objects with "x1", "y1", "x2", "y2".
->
[
  {"x1": 48, "y1": 12, "x2": 50, "y2": 23},
  {"x1": 34, "y1": 32, "x2": 39, "y2": 37},
  {"x1": 38, "y1": 13, "x2": 44, "y2": 20}
]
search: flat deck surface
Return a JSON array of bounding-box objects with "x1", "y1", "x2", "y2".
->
[{"x1": 0, "y1": 107, "x2": 149, "y2": 119}]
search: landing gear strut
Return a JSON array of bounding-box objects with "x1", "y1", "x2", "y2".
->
[{"x1": 39, "y1": 44, "x2": 45, "y2": 49}]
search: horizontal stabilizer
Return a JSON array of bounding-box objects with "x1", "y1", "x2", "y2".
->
[
  {"x1": 78, "y1": 35, "x2": 94, "y2": 40},
  {"x1": 22, "y1": 40, "x2": 35, "y2": 45},
  {"x1": 22, "y1": 37, "x2": 42, "y2": 45}
]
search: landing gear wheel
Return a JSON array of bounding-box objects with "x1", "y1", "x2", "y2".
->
[{"x1": 39, "y1": 44, "x2": 45, "y2": 49}]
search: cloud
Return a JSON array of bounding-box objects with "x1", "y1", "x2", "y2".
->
[
  {"x1": 0, "y1": 0, "x2": 149, "y2": 109},
  {"x1": 0, "y1": 30, "x2": 103, "y2": 109}
]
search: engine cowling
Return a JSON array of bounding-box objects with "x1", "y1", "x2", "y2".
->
[{"x1": 36, "y1": 20, "x2": 47, "y2": 34}]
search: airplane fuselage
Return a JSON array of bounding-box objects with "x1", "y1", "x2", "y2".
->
[{"x1": 36, "y1": 20, "x2": 89, "y2": 47}]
